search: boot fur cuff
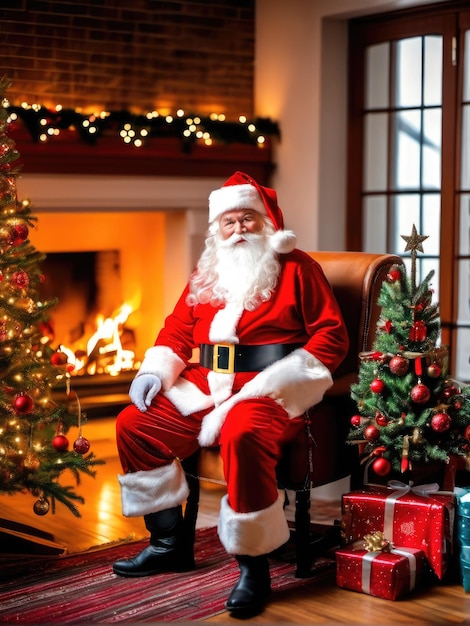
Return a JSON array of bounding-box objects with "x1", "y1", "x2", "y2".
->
[
  {"x1": 118, "y1": 460, "x2": 189, "y2": 517},
  {"x1": 217, "y1": 491, "x2": 290, "y2": 556}
]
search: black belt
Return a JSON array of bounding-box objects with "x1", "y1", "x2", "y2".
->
[{"x1": 200, "y1": 343, "x2": 302, "y2": 374}]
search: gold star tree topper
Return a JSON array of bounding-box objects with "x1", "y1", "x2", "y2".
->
[{"x1": 401, "y1": 224, "x2": 429, "y2": 291}]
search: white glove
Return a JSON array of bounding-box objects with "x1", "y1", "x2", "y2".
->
[{"x1": 129, "y1": 374, "x2": 162, "y2": 412}]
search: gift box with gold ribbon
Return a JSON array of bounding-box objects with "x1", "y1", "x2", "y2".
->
[
  {"x1": 335, "y1": 535, "x2": 425, "y2": 600},
  {"x1": 341, "y1": 481, "x2": 455, "y2": 579}
]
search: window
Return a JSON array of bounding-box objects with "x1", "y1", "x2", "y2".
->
[{"x1": 347, "y1": 1, "x2": 470, "y2": 380}]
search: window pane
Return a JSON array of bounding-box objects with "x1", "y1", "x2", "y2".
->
[
  {"x1": 457, "y1": 259, "x2": 470, "y2": 323},
  {"x1": 422, "y1": 193, "x2": 440, "y2": 254},
  {"x1": 395, "y1": 37, "x2": 422, "y2": 108},
  {"x1": 392, "y1": 110, "x2": 421, "y2": 189},
  {"x1": 461, "y1": 104, "x2": 470, "y2": 190},
  {"x1": 365, "y1": 43, "x2": 389, "y2": 109},
  {"x1": 364, "y1": 112, "x2": 388, "y2": 191},
  {"x1": 363, "y1": 195, "x2": 387, "y2": 252},
  {"x1": 455, "y1": 327, "x2": 470, "y2": 382},
  {"x1": 464, "y1": 30, "x2": 470, "y2": 102},
  {"x1": 424, "y1": 36, "x2": 443, "y2": 106},
  {"x1": 459, "y1": 194, "x2": 470, "y2": 255},
  {"x1": 421, "y1": 257, "x2": 439, "y2": 303},
  {"x1": 390, "y1": 194, "x2": 420, "y2": 253},
  {"x1": 422, "y1": 108, "x2": 441, "y2": 189}
]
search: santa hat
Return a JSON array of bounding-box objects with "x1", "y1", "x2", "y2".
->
[{"x1": 208, "y1": 171, "x2": 297, "y2": 254}]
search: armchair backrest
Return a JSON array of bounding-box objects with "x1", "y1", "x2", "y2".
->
[{"x1": 308, "y1": 251, "x2": 404, "y2": 380}]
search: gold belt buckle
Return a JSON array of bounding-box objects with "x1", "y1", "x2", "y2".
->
[{"x1": 213, "y1": 343, "x2": 235, "y2": 374}]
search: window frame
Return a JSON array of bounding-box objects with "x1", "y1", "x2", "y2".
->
[{"x1": 346, "y1": 1, "x2": 469, "y2": 371}]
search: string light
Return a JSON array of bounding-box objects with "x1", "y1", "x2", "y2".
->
[{"x1": 5, "y1": 101, "x2": 280, "y2": 150}]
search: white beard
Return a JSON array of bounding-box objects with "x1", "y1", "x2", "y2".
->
[
  {"x1": 214, "y1": 233, "x2": 272, "y2": 304},
  {"x1": 187, "y1": 228, "x2": 281, "y2": 311}
]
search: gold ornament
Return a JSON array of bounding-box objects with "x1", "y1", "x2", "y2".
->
[
  {"x1": 15, "y1": 296, "x2": 35, "y2": 312},
  {"x1": 33, "y1": 497, "x2": 50, "y2": 516},
  {"x1": 401, "y1": 224, "x2": 429, "y2": 292},
  {"x1": 23, "y1": 450, "x2": 40, "y2": 471},
  {"x1": 363, "y1": 531, "x2": 392, "y2": 552},
  {"x1": 411, "y1": 427, "x2": 425, "y2": 446}
]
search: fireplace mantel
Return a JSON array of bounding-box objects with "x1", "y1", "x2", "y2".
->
[{"x1": 11, "y1": 130, "x2": 275, "y2": 183}]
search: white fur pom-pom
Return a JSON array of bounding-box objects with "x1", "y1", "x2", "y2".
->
[{"x1": 269, "y1": 229, "x2": 297, "y2": 254}]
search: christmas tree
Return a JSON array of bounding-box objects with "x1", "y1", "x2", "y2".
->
[
  {"x1": 347, "y1": 225, "x2": 470, "y2": 482},
  {"x1": 0, "y1": 76, "x2": 103, "y2": 517}
]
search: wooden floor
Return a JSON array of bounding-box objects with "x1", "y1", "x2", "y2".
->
[{"x1": 1, "y1": 416, "x2": 469, "y2": 623}]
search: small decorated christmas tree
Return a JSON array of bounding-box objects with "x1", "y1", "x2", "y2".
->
[
  {"x1": 347, "y1": 225, "x2": 470, "y2": 484},
  {"x1": 0, "y1": 76, "x2": 103, "y2": 517}
]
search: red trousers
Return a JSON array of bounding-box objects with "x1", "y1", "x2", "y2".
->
[{"x1": 116, "y1": 393, "x2": 303, "y2": 513}]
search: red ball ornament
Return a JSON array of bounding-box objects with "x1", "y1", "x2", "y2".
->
[
  {"x1": 387, "y1": 268, "x2": 401, "y2": 282},
  {"x1": 465, "y1": 425, "x2": 470, "y2": 441},
  {"x1": 11, "y1": 223, "x2": 29, "y2": 245},
  {"x1": 427, "y1": 363, "x2": 442, "y2": 379},
  {"x1": 389, "y1": 355, "x2": 409, "y2": 376},
  {"x1": 11, "y1": 270, "x2": 29, "y2": 289},
  {"x1": 73, "y1": 436, "x2": 90, "y2": 454},
  {"x1": 13, "y1": 393, "x2": 34, "y2": 414},
  {"x1": 442, "y1": 385, "x2": 458, "y2": 400},
  {"x1": 51, "y1": 351, "x2": 68, "y2": 366},
  {"x1": 364, "y1": 425, "x2": 380, "y2": 442},
  {"x1": 370, "y1": 378, "x2": 385, "y2": 394},
  {"x1": 52, "y1": 434, "x2": 69, "y2": 451},
  {"x1": 350, "y1": 415, "x2": 362, "y2": 427},
  {"x1": 372, "y1": 457, "x2": 391, "y2": 477},
  {"x1": 410, "y1": 382, "x2": 431, "y2": 404},
  {"x1": 431, "y1": 412, "x2": 451, "y2": 433}
]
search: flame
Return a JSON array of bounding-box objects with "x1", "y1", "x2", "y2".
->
[{"x1": 60, "y1": 304, "x2": 135, "y2": 375}]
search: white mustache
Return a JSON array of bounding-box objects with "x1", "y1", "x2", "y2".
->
[{"x1": 219, "y1": 232, "x2": 262, "y2": 248}]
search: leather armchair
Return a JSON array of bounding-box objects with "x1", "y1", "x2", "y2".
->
[{"x1": 182, "y1": 251, "x2": 404, "y2": 576}]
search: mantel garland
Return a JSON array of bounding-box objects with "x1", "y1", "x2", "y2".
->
[{"x1": 4, "y1": 101, "x2": 280, "y2": 152}]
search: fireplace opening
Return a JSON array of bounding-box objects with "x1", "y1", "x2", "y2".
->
[{"x1": 39, "y1": 250, "x2": 137, "y2": 377}]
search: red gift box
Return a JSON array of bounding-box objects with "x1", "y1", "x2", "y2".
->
[
  {"x1": 336, "y1": 542, "x2": 424, "y2": 600},
  {"x1": 341, "y1": 482, "x2": 454, "y2": 579}
]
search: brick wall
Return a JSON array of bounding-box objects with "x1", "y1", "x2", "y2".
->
[{"x1": 0, "y1": 0, "x2": 254, "y2": 119}]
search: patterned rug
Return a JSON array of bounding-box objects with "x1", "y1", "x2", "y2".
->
[{"x1": 0, "y1": 527, "x2": 335, "y2": 623}]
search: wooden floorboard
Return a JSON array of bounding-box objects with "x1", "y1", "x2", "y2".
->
[{"x1": 0, "y1": 416, "x2": 469, "y2": 623}]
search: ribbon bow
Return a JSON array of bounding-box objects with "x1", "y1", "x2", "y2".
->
[
  {"x1": 363, "y1": 531, "x2": 392, "y2": 553},
  {"x1": 386, "y1": 479, "x2": 440, "y2": 497}
]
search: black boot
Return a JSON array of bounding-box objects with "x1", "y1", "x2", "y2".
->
[
  {"x1": 225, "y1": 555, "x2": 271, "y2": 616},
  {"x1": 112, "y1": 506, "x2": 195, "y2": 577}
]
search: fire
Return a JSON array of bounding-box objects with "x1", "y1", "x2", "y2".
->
[{"x1": 59, "y1": 304, "x2": 136, "y2": 376}]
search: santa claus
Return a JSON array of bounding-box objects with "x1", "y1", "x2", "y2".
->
[{"x1": 113, "y1": 171, "x2": 349, "y2": 616}]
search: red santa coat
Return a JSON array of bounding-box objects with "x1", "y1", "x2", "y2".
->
[{"x1": 136, "y1": 249, "x2": 349, "y2": 446}]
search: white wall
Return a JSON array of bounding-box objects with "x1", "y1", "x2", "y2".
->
[{"x1": 255, "y1": 0, "x2": 444, "y2": 252}]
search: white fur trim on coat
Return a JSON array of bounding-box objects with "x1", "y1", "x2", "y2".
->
[
  {"x1": 207, "y1": 370, "x2": 235, "y2": 406},
  {"x1": 164, "y1": 376, "x2": 215, "y2": 415},
  {"x1": 218, "y1": 491, "x2": 290, "y2": 556},
  {"x1": 136, "y1": 345, "x2": 186, "y2": 392},
  {"x1": 209, "y1": 302, "x2": 243, "y2": 344},
  {"x1": 198, "y1": 348, "x2": 333, "y2": 446},
  {"x1": 162, "y1": 372, "x2": 236, "y2": 418},
  {"x1": 118, "y1": 460, "x2": 189, "y2": 517}
]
